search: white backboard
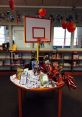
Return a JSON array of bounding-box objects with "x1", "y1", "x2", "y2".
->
[{"x1": 24, "y1": 16, "x2": 51, "y2": 43}]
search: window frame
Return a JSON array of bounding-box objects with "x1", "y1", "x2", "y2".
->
[
  {"x1": 53, "y1": 27, "x2": 77, "y2": 48},
  {"x1": 0, "y1": 26, "x2": 8, "y2": 46}
]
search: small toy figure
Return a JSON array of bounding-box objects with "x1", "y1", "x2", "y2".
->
[
  {"x1": 29, "y1": 51, "x2": 36, "y2": 70},
  {"x1": 10, "y1": 40, "x2": 17, "y2": 63},
  {"x1": 11, "y1": 40, "x2": 17, "y2": 52}
]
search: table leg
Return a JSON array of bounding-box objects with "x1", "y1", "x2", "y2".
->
[
  {"x1": 58, "y1": 89, "x2": 62, "y2": 117},
  {"x1": 18, "y1": 88, "x2": 23, "y2": 117}
]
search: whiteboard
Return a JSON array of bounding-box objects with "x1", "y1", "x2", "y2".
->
[{"x1": 24, "y1": 16, "x2": 51, "y2": 43}]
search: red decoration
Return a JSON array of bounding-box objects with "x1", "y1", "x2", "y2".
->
[
  {"x1": 67, "y1": 21, "x2": 76, "y2": 32},
  {"x1": 40, "y1": 59, "x2": 77, "y2": 89},
  {"x1": 61, "y1": 20, "x2": 67, "y2": 29},
  {"x1": 64, "y1": 74, "x2": 77, "y2": 89},
  {"x1": 38, "y1": 8, "x2": 46, "y2": 17},
  {"x1": 56, "y1": 76, "x2": 64, "y2": 86},
  {"x1": 9, "y1": 0, "x2": 15, "y2": 11}
]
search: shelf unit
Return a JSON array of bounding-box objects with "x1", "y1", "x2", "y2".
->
[
  {"x1": 0, "y1": 49, "x2": 82, "y2": 71},
  {"x1": 56, "y1": 49, "x2": 82, "y2": 71}
]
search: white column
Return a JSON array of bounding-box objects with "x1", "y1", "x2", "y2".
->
[
  {"x1": 70, "y1": 32, "x2": 74, "y2": 48},
  {"x1": 9, "y1": 25, "x2": 13, "y2": 47}
]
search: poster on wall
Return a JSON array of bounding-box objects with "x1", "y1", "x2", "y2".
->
[{"x1": 24, "y1": 16, "x2": 51, "y2": 43}]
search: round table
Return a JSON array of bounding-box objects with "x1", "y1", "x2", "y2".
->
[{"x1": 10, "y1": 76, "x2": 64, "y2": 117}]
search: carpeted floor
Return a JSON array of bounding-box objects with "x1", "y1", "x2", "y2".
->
[{"x1": 0, "y1": 72, "x2": 82, "y2": 117}]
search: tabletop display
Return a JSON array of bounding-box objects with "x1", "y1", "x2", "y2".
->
[
  {"x1": 10, "y1": 69, "x2": 61, "y2": 90},
  {"x1": 10, "y1": 59, "x2": 76, "y2": 90}
]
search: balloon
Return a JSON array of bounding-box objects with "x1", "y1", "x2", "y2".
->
[
  {"x1": 7, "y1": 11, "x2": 11, "y2": 16},
  {"x1": 10, "y1": 15, "x2": 14, "y2": 22},
  {"x1": 49, "y1": 14, "x2": 54, "y2": 21},
  {"x1": 56, "y1": 14, "x2": 62, "y2": 22},
  {"x1": 38, "y1": 8, "x2": 46, "y2": 17},
  {"x1": 9, "y1": 0, "x2": 15, "y2": 11},
  {"x1": 61, "y1": 20, "x2": 67, "y2": 29},
  {"x1": 67, "y1": 21, "x2": 76, "y2": 32}
]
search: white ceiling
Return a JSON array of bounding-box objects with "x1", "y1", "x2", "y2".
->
[
  {"x1": 0, "y1": 0, "x2": 82, "y2": 16},
  {"x1": 0, "y1": 0, "x2": 82, "y2": 26},
  {"x1": 0, "y1": 0, "x2": 82, "y2": 8}
]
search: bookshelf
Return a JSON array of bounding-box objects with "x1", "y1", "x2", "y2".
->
[{"x1": 0, "y1": 49, "x2": 82, "y2": 71}]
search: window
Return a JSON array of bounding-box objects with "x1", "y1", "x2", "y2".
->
[
  {"x1": 0, "y1": 26, "x2": 6, "y2": 45},
  {"x1": 53, "y1": 27, "x2": 77, "y2": 47}
]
